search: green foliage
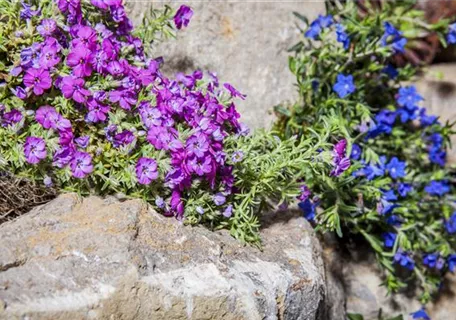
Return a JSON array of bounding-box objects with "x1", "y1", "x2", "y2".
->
[{"x1": 275, "y1": 0, "x2": 456, "y2": 307}]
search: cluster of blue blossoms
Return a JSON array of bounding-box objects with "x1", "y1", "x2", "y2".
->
[{"x1": 301, "y1": 14, "x2": 456, "y2": 319}]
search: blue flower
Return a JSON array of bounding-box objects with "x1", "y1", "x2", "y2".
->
[
  {"x1": 333, "y1": 74, "x2": 356, "y2": 98},
  {"x1": 335, "y1": 24, "x2": 350, "y2": 49},
  {"x1": 398, "y1": 183, "x2": 412, "y2": 197},
  {"x1": 423, "y1": 253, "x2": 444, "y2": 270},
  {"x1": 397, "y1": 86, "x2": 423, "y2": 110},
  {"x1": 424, "y1": 180, "x2": 450, "y2": 197},
  {"x1": 305, "y1": 20, "x2": 322, "y2": 39},
  {"x1": 382, "y1": 232, "x2": 397, "y2": 248},
  {"x1": 419, "y1": 108, "x2": 438, "y2": 127},
  {"x1": 305, "y1": 15, "x2": 333, "y2": 39},
  {"x1": 386, "y1": 157, "x2": 406, "y2": 179},
  {"x1": 382, "y1": 64, "x2": 398, "y2": 79},
  {"x1": 448, "y1": 254, "x2": 456, "y2": 272},
  {"x1": 396, "y1": 107, "x2": 418, "y2": 123},
  {"x1": 429, "y1": 147, "x2": 446, "y2": 167},
  {"x1": 394, "y1": 249, "x2": 414, "y2": 270},
  {"x1": 429, "y1": 133, "x2": 444, "y2": 148},
  {"x1": 350, "y1": 143, "x2": 361, "y2": 160},
  {"x1": 375, "y1": 109, "x2": 397, "y2": 126},
  {"x1": 386, "y1": 214, "x2": 402, "y2": 226},
  {"x1": 447, "y1": 23, "x2": 456, "y2": 44},
  {"x1": 381, "y1": 22, "x2": 407, "y2": 53},
  {"x1": 445, "y1": 212, "x2": 456, "y2": 234},
  {"x1": 382, "y1": 189, "x2": 397, "y2": 201},
  {"x1": 299, "y1": 199, "x2": 317, "y2": 221},
  {"x1": 410, "y1": 308, "x2": 430, "y2": 320}
]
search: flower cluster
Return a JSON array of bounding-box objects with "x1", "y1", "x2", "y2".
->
[
  {"x1": 0, "y1": 0, "x2": 250, "y2": 220},
  {"x1": 276, "y1": 0, "x2": 456, "y2": 313}
]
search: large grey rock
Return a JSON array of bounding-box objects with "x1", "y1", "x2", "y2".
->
[
  {"x1": 415, "y1": 63, "x2": 456, "y2": 163},
  {"x1": 0, "y1": 194, "x2": 341, "y2": 319},
  {"x1": 128, "y1": 1, "x2": 324, "y2": 130}
]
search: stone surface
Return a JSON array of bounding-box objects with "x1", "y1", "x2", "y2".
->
[
  {"x1": 0, "y1": 194, "x2": 341, "y2": 320},
  {"x1": 415, "y1": 63, "x2": 456, "y2": 163},
  {"x1": 341, "y1": 246, "x2": 456, "y2": 320},
  {"x1": 127, "y1": 0, "x2": 325, "y2": 130}
]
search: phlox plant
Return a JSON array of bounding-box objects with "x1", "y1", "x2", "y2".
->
[
  {"x1": 274, "y1": 0, "x2": 456, "y2": 313},
  {"x1": 0, "y1": 0, "x2": 334, "y2": 245}
]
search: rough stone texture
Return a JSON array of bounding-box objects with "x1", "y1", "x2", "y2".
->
[
  {"x1": 0, "y1": 194, "x2": 341, "y2": 320},
  {"x1": 415, "y1": 63, "x2": 456, "y2": 163},
  {"x1": 342, "y1": 247, "x2": 456, "y2": 320},
  {"x1": 127, "y1": 0, "x2": 324, "y2": 130}
]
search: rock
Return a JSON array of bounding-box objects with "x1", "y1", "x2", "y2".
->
[
  {"x1": 0, "y1": 195, "x2": 342, "y2": 319},
  {"x1": 342, "y1": 246, "x2": 456, "y2": 320},
  {"x1": 415, "y1": 63, "x2": 456, "y2": 163},
  {"x1": 127, "y1": 1, "x2": 325, "y2": 130}
]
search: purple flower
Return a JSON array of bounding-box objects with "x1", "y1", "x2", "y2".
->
[
  {"x1": 174, "y1": 5, "x2": 193, "y2": 30},
  {"x1": 155, "y1": 196, "x2": 165, "y2": 208},
  {"x1": 67, "y1": 46, "x2": 93, "y2": 77},
  {"x1": 330, "y1": 139, "x2": 351, "y2": 177},
  {"x1": 23, "y1": 68, "x2": 52, "y2": 95},
  {"x1": 24, "y1": 136, "x2": 47, "y2": 164},
  {"x1": 61, "y1": 76, "x2": 91, "y2": 103},
  {"x1": 330, "y1": 157, "x2": 350, "y2": 177},
  {"x1": 109, "y1": 89, "x2": 137, "y2": 110},
  {"x1": 186, "y1": 133, "x2": 209, "y2": 158},
  {"x1": 43, "y1": 175, "x2": 53, "y2": 187},
  {"x1": 113, "y1": 130, "x2": 135, "y2": 147},
  {"x1": 107, "y1": 60, "x2": 125, "y2": 76},
  {"x1": 139, "y1": 105, "x2": 162, "y2": 128},
  {"x1": 196, "y1": 206, "x2": 205, "y2": 215},
  {"x1": 75, "y1": 136, "x2": 90, "y2": 148},
  {"x1": 170, "y1": 190, "x2": 184, "y2": 218},
  {"x1": 39, "y1": 45, "x2": 61, "y2": 69},
  {"x1": 70, "y1": 151, "x2": 93, "y2": 178},
  {"x1": 333, "y1": 74, "x2": 355, "y2": 98},
  {"x1": 86, "y1": 99, "x2": 110, "y2": 123},
  {"x1": 224, "y1": 83, "x2": 246, "y2": 100},
  {"x1": 37, "y1": 19, "x2": 57, "y2": 37},
  {"x1": 298, "y1": 185, "x2": 311, "y2": 202},
  {"x1": 223, "y1": 205, "x2": 233, "y2": 218},
  {"x1": 53, "y1": 146, "x2": 74, "y2": 168},
  {"x1": 231, "y1": 150, "x2": 244, "y2": 163},
  {"x1": 20, "y1": 1, "x2": 40, "y2": 20},
  {"x1": 2, "y1": 109, "x2": 23, "y2": 127},
  {"x1": 213, "y1": 193, "x2": 226, "y2": 206},
  {"x1": 71, "y1": 26, "x2": 97, "y2": 50},
  {"x1": 135, "y1": 157, "x2": 159, "y2": 185},
  {"x1": 91, "y1": 0, "x2": 111, "y2": 10},
  {"x1": 35, "y1": 106, "x2": 58, "y2": 129},
  {"x1": 112, "y1": 6, "x2": 126, "y2": 23}
]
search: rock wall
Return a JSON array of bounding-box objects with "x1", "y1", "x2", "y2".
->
[
  {"x1": 127, "y1": 0, "x2": 325, "y2": 130},
  {"x1": 0, "y1": 195, "x2": 344, "y2": 320}
]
